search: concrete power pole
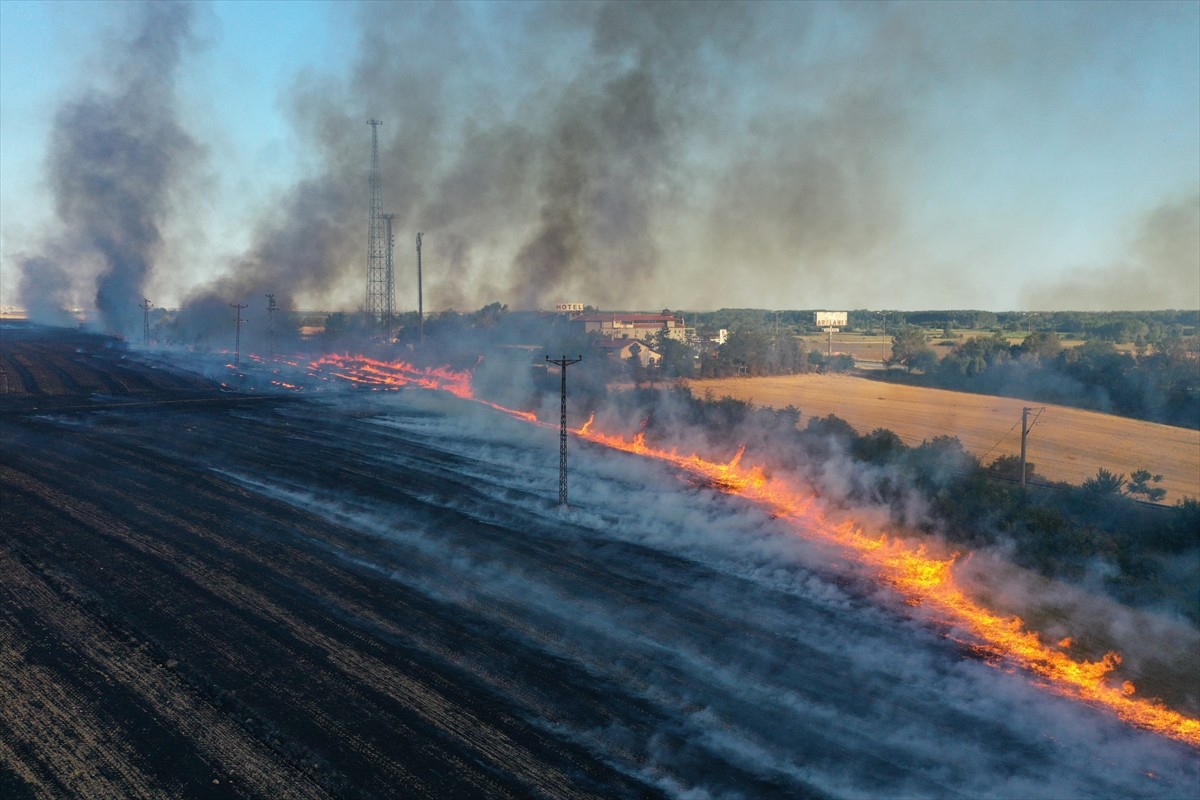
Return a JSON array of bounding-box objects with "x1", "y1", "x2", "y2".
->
[
  {"x1": 265, "y1": 294, "x2": 277, "y2": 359},
  {"x1": 546, "y1": 355, "x2": 583, "y2": 509},
  {"x1": 230, "y1": 303, "x2": 247, "y2": 369}
]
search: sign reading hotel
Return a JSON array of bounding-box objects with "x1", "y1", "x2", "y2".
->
[
  {"x1": 555, "y1": 303, "x2": 585, "y2": 313},
  {"x1": 814, "y1": 311, "x2": 847, "y2": 329}
]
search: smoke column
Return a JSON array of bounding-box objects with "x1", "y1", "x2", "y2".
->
[
  {"x1": 13, "y1": 2, "x2": 1195, "y2": 320},
  {"x1": 17, "y1": 2, "x2": 198, "y2": 337}
]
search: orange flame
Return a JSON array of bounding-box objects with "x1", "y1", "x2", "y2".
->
[
  {"x1": 309, "y1": 354, "x2": 473, "y2": 399},
  {"x1": 296, "y1": 353, "x2": 1199, "y2": 747},
  {"x1": 574, "y1": 422, "x2": 1200, "y2": 748}
]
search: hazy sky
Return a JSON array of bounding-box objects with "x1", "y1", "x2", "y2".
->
[{"x1": 1, "y1": 0, "x2": 1197, "y2": 323}]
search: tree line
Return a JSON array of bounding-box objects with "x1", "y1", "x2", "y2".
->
[
  {"x1": 688, "y1": 308, "x2": 1199, "y2": 341},
  {"x1": 603, "y1": 385, "x2": 1200, "y2": 626},
  {"x1": 886, "y1": 328, "x2": 1200, "y2": 428}
]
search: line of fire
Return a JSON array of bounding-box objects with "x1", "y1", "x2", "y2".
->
[
  {"x1": 10, "y1": 121, "x2": 1195, "y2": 751},
  {"x1": 4, "y1": 116, "x2": 1197, "y2": 797}
]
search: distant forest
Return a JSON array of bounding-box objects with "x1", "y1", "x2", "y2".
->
[
  {"x1": 685, "y1": 308, "x2": 1200, "y2": 339},
  {"x1": 684, "y1": 309, "x2": 1200, "y2": 429}
]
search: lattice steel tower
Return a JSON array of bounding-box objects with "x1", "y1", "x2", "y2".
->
[
  {"x1": 364, "y1": 119, "x2": 391, "y2": 324},
  {"x1": 381, "y1": 213, "x2": 396, "y2": 338}
]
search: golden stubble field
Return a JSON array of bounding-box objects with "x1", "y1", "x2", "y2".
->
[{"x1": 687, "y1": 374, "x2": 1200, "y2": 503}]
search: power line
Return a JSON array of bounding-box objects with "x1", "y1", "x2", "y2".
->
[
  {"x1": 1020, "y1": 406, "x2": 1046, "y2": 490},
  {"x1": 978, "y1": 417, "x2": 1022, "y2": 465}
]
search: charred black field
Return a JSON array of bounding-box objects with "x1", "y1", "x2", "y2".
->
[{"x1": 2, "y1": 324, "x2": 1197, "y2": 800}]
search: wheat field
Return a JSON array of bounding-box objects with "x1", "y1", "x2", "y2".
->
[{"x1": 687, "y1": 374, "x2": 1200, "y2": 503}]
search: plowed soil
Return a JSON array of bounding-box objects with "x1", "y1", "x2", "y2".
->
[
  {"x1": 0, "y1": 326, "x2": 646, "y2": 799},
  {"x1": 688, "y1": 374, "x2": 1200, "y2": 503}
]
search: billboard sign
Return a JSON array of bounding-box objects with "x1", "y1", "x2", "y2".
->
[{"x1": 815, "y1": 311, "x2": 847, "y2": 328}]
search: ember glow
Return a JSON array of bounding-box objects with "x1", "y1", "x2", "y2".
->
[
  {"x1": 300, "y1": 355, "x2": 1200, "y2": 748},
  {"x1": 308, "y1": 354, "x2": 473, "y2": 399}
]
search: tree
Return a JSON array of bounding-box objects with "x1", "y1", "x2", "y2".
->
[
  {"x1": 626, "y1": 342, "x2": 646, "y2": 387},
  {"x1": 649, "y1": 331, "x2": 696, "y2": 379},
  {"x1": 852, "y1": 428, "x2": 907, "y2": 464},
  {"x1": 908, "y1": 348, "x2": 938, "y2": 373},
  {"x1": 1082, "y1": 468, "x2": 1126, "y2": 495},
  {"x1": 470, "y1": 302, "x2": 507, "y2": 327},
  {"x1": 1125, "y1": 468, "x2": 1166, "y2": 502},
  {"x1": 805, "y1": 414, "x2": 858, "y2": 442},
  {"x1": 890, "y1": 326, "x2": 930, "y2": 372},
  {"x1": 988, "y1": 454, "x2": 1035, "y2": 483},
  {"x1": 825, "y1": 353, "x2": 855, "y2": 372},
  {"x1": 1020, "y1": 330, "x2": 1062, "y2": 361},
  {"x1": 715, "y1": 328, "x2": 771, "y2": 376}
]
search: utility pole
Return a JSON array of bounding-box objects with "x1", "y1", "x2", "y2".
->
[
  {"x1": 1020, "y1": 406, "x2": 1044, "y2": 490},
  {"x1": 381, "y1": 213, "x2": 396, "y2": 339},
  {"x1": 416, "y1": 232, "x2": 424, "y2": 346},
  {"x1": 138, "y1": 298, "x2": 152, "y2": 346},
  {"x1": 265, "y1": 294, "x2": 277, "y2": 359},
  {"x1": 230, "y1": 303, "x2": 247, "y2": 369},
  {"x1": 546, "y1": 355, "x2": 583, "y2": 509}
]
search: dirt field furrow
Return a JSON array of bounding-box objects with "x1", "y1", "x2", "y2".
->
[
  {"x1": 2, "y1": 403, "x2": 630, "y2": 798},
  {"x1": 0, "y1": 544, "x2": 331, "y2": 799}
]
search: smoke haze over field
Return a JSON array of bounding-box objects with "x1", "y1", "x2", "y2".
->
[
  {"x1": 10, "y1": 2, "x2": 199, "y2": 334},
  {"x1": 2, "y1": 0, "x2": 1198, "y2": 333}
]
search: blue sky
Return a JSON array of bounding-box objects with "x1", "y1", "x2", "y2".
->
[{"x1": 1, "y1": 0, "x2": 1197, "y2": 318}]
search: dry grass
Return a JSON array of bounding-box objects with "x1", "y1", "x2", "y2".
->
[{"x1": 688, "y1": 374, "x2": 1200, "y2": 503}]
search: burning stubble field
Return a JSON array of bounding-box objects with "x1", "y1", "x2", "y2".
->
[
  {"x1": 689, "y1": 374, "x2": 1200, "y2": 503},
  {"x1": 2, "y1": 326, "x2": 1199, "y2": 799}
]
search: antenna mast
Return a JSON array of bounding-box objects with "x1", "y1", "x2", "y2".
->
[
  {"x1": 364, "y1": 119, "x2": 388, "y2": 330},
  {"x1": 416, "y1": 232, "x2": 424, "y2": 345},
  {"x1": 546, "y1": 355, "x2": 583, "y2": 509},
  {"x1": 381, "y1": 214, "x2": 396, "y2": 340}
]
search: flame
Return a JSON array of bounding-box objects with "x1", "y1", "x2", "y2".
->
[
  {"x1": 309, "y1": 354, "x2": 473, "y2": 399},
  {"x1": 292, "y1": 352, "x2": 1200, "y2": 747},
  {"x1": 579, "y1": 412, "x2": 595, "y2": 435},
  {"x1": 574, "y1": 422, "x2": 1200, "y2": 748}
]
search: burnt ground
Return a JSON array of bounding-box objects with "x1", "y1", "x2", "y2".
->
[
  {"x1": 2, "y1": 323, "x2": 1196, "y2": 800},
  {"x1": 0, "y1": 326, "x2": 649, "y2": 799}
]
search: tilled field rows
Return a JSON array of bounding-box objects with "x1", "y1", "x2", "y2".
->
[
  {"x1": 0, "y1": 328, "x2": 215, "y2": 397},
  {"x1": 0, "y1": 408, "x2": 645, "y2": 799}
]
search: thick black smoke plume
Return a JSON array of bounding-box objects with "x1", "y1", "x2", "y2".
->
[
  {"x1": 17, "y1": 2, "x2": 198, "y2": 337},
  {"x1": 173, "y1": 0, "x2": 752, "y2": 330},
  {"x1": 16, "y1": 2, "x2": 1195, "y2": 325}
]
